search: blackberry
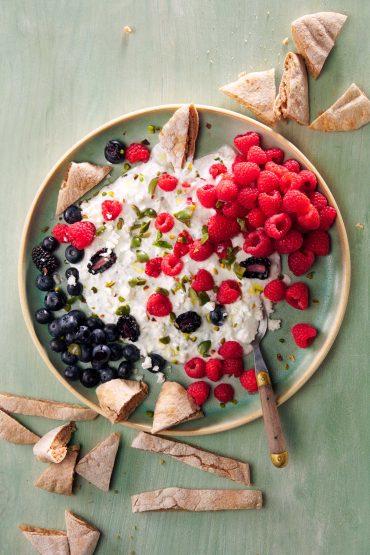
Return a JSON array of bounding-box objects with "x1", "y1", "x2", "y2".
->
[
  {"x1": 210, "y1": 304, "x2": 227, "y2": 326},
  {"x1": 117, "y1": 315, "x2": 140, "y2": 342},
  {"x1": 32, "y1": 246, "x2": 59, "y2": 274},
  {"x1": 149, "y1": 353, "x2": 167, "y2": 372},
  {"x1": 87, "y1": 248, "x2": 117, "y2": 275},
  {"x1": 104, "y1": 140, "x2": 126, "y2": 164},
  {"x1": 175, "y1": 311, "x2": 202, "y2": 333},
  {"x1": 240, "y1": 257, "x2": 271, "y2": 280}
]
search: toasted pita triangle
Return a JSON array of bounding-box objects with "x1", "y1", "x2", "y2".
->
[
  {"x1": 0, "y1": 408, "x2": 39, "y2": 444},
  {"x1": 75, "y1": 432, "x2": 120, "y2": 491},
  {"x1": 35, "y1": 445, "x2": 80, "y2": 495},
  {"x1": 33, "y1": 422, "x2": 75, "y2": 463},
  {"x1": 310, "y1": 83, "x2": 370, "y2": 131},
  {"x1": 56, "y1": 162, "x2": 111, "y2": 215},
  {"x1": 151, "y1": 381, "x2": 202, "y2": 434},
  {"x1": 0, "y1": 391, "x2": 97, "y2": 420},
  {"x1": 291, "y1": 12, "x2": 347, "y2": 79},
  {"x1": 159, "y1": 104, "x2": 199, "y2": 169},
  {"x1": 65, "y1": 510, "x2": 100, "y2": 555},
  {"x1": 96, "y1": 379, "x2": 148, "y2": 423},
  {"x1": 19, "y1": 525, "x2": 69, "y2": 555},
  {"x1": 275, "y1": 52, "x2": 309, "y2": 125},
  {"x1": 220, "y1": 69, "x2": 276, "y2": 125}
]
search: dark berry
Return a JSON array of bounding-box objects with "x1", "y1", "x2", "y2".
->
[
  {"x1": 36, "y1": 274, "x2": 55, "y2": 292},
  {"x1": 80, "y1": 368, "x2": 100, "y2": 388},
  {"x1": 68, "y1": 309, "x2": 86, "y2": 324},
  {"x1": 48, "y1": 319, "x2": 61, "y2": 337},
  {"x1": 50, "y1": 338, "x2": 66, "y2": 353},
  {"x1": 75, "y1": 325, "x2": 91, "y2": 344},
  {"x1": 32, "y1": 246, "x2": 59, "y2": 274},
  {"x1": 79, "y1": 344, "x2": 92, "y2": 363},
  {"x1": 63, "y1": 205, "x2": 82, "y2": 224},
  {"x1": 86, "y1": 317, "x2": 104, "y2": 330},
  {"x1": 66, "y1": 245, "x2": 84, "y2": 264},
  {"x1": 61, "y1": 351, "x2": 78, "y2": 365},
  {"x1": 92, "y1": 344, "x2": 111, "y2": 364},
  {"x1": 91, "y1": 328, "x2": 107, "y2": 344},
  {"x1": 109, "y1": 342, "x2": 123, "y2": 361},
  {"x1": 42, "y1": 236, "x2": 59, "y2": 252},
  {"x1": 59, "y1": 312, "x2": 80, "y2": 333},
  {"x1": 91, "y1": 359, "x2": 106, "y2": 370},
  {"x1": 104, "y1": 139, "x2": 126, "y2": 164},
  {"x1": 117, "y1": 315, "x2": 140, "y2": 342},
  {"x1": 64, "y1": 365, "x2": 81, "y2": 381},
  {"x1": 44, "y1": 290, "x2": 66, "y2": 311},
  {"x1": 87, "y1": 248, "x2": 117, "y2": 275},
  {"x1": 65, "y1": 332, "x2": 76, "y2": 345},
  {"x1": 99, "y1": 366, "x2": 117, "y2": 383},
  {"x1": 121, "y1": 343, "x2": 141, "y2": 362},
  {"x1": 104, "y1": 324, "x2": 119, "y2": 342},
  {"x1": 65, "y1": 267, "x2": 79, "y2": 280},
  {"x1": 175, "y1": 311, "x2": 202, "y2": 333},
  {"x1": 117, "y1": 360, "x2": 133, "y2": 379},
  {"x1": 149, "y1": 353, "x2": 167, "y2": 372},
  {"x1": 210, "y1": 304, "x2": 228, "y2": 326},
  {"x1": 240, "y1": 257, "x2": 271, "y2": 280},
  {"x1": 67, "y1": 282, "x2": 83, "y2": 296},
  {"x1": 35, "y1": 308, "x2": 53, "y2": 324}
]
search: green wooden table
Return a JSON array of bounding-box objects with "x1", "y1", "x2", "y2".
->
[{"x1": 0, "y1": 1, "x2": 368, "y2": 553}]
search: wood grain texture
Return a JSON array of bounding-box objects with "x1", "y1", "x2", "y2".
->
[{"x1": 0, "y1": 1, "x2": 368, "y2": 554}]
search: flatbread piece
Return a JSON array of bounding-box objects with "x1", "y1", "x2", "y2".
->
[
  {"x1": 151, "y1": 381, "x2": 203, "y2": 434},
  {"x1": 0, "y1": 391, "x2": 97, "y2": 420},
  {"x1": 159, "y1": 104, "x2": 199, "y2": 169},
  {"x1": 35, "y1": 445, "x2": 80, "y2": 495},
  {"x1": 75, "y1": 432, "x2": 120, "y2": 492},
  {"x1": 0, "y1": 408, "x2": 39, "y2": 444},
  {"x1": 274, "y1": 52, "x2": 309, "y2": 125},
  {"x1": 96, "y1": 379, "x2": 148, "y2": 423},
  {"x1": 19, "y1": 525, "x2": 70, "y2": 555},
  {"x1": 65, "y1": 510, "x2": 100, "y2": 555},
  {"x1": 33, "y1": 421, "x2": 75, "y2": 463}
]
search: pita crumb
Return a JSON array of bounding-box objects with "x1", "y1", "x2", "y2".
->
[
  {"x1": 355, "y1": 223, "x2": 365, "y2": 230},
  {"x1": 123, "y1": 25, "x2": 133, "y2": 33},
  {"x1": 282, "y1": 37, "x2": 289, "y2": 45}
]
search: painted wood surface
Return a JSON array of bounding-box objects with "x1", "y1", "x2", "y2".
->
[{"x1": 0, "y1": 1, "x2": 368, "y2": 553}]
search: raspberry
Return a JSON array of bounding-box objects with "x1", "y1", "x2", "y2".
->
[
  {"x1": 247, "y1": 145, "x2": 268, "y2": 165},
  {"x1": 209, "y1": 163, "x2": 227, "y2": 178},
  {"x1": 205, "y1": 359, "x2": 224, "y2": 382},
  {"x1": 161, "y1": 254, "x2": 184, "y2": 276},
  {"x1": 264, "y1": 213, "x2": 292, "y2": 239},
  {"x1": 285, "y1": 282, "x2": 309, "y2": 310},
  {"x1": 196, "y1": 184, "x2": 218, "y2": 208},
  {"x1": 265, "y1": 148, "x2": 284, "y2": 164},
  {"x1": 246, "y1": 208, "x2": 266, "y2": 229},
  {"x1": 288, "y1": 249, "x2": 315, "y2": 276},
  {"x1": 265, "y1": 161, "x2": 288, "y2": 178},
  {"x1": 304, "y1": 230, "x2": 330, "y2": 256},
  {"x1": 214, "y1": 383, "x2": 234, "y2": 403},
  {"x1": 309, "y1": 191, "x2": 328, "y2": 211},
  {"x1": 297, "y1": 205, "x2": 320, "y2": 230},
  {"x1": 157, "y1": 173, "x2": 178, "y2": 192},
  {"x1": 240, "y1": 369, "x2": 258, "y2": 393},
  {"x1": 146, "y1": 292, "x2": 172, "y2": 317},
  {"x1": 283, "y1": 159, "x2": 301, "y2": 173},
  {"x1": 280, "y1": 171, "x2": 304, "y2": 194},
  {"x1": 275, "y1": 229, "x2": 303, "y2": 254},
  {"x1": 68, "y1": 221, "x2": 96, "y2": 250},
  {"x1": 101, "y1": 200, "x2": 122, "y2": 222},
  {"x1": 52, "y1": 223, "x2": 70, "y2": 243},
  {"x1": 237, "y1": 187, "x2": 259, "y2": 209},
  {"x1": 125, "y1": 143, "x2": 150, "y2": 163},
  {"x1": 218, "y1": 340, "x2": 243, "y2": 359},
  {"x1": 223, "y1": 358, "x2": 244, "y2": 377},
  {"x1": 232, "y1": 153, "x2": 247, "y2": 170},
  {"x1": 222, "y1": 201, "x2": 247, "y2": 219},
  {"x1": 207, "y1": 214, "x2": 240, "y2": 243},
  {"x1": 191, "y1": 269, "x2": 214, "y2": 292},
  {"x1": 155, "y1": 212, "x2": 174, "y2": 233},
  {"x1": 291, "y1": 323, "x2": 317, "y2": 348},
  {"x1": 184, "y1": 357, "x2": 206, "y2": 379},
  {"x1": 258, "y1": 190, "x2": 282, "y2": 216},
  {"x1": 188, "y1": 239, "x2": 214, "y2": 261},
  {"x1": 216, "y1": 176, "x2": 239, "y2": 201},
  {"x1": 233, "y1": 131, "x2": 260, "y2": 155},
  {"x1": 214, "y1": 239, "x2": 232, "y2": 260},
  {"x1": 263, "y1": 279, "x2": 287, "y2": 302},
  {"x1": 319, "y1": 205, "x2": 337, "y2": 230},
  {"x1": 299, "y1": 170, "x2": 317, "y2": 193},
  {"x1": 173, "y1": 230, "x2": 193, "y2": 257},
  {"x1": 145, "y1": 257, "x2": 163, "y2": 278},
  {"x1": 243, "y1": 229, "x2": 273, "y2": 257},
  {"x1": 257, "y1": 171, "x2": 280, "y2": 193},
  {"x1": 187, "y1": 381, "x2": 210, "y2": 405},
  {"x1": 283, "y1": 190, "x2": 311, "y2": 214},
  {"x1": 233, "y1": 162, "x2": 260, "y2": 186},
  {"x1": 216, "y1": 280, "x2": 241, "y2": 304}
]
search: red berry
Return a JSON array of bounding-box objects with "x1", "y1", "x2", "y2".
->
[
  {"x1": 257, "y1": 171, "x2": 280, "y2": 193},
  {"x1": 247, "y1": 145, "x2": 267, "y2": 165},
  {"x1": 222, "y1": 201, "x2": 247, "y2": 219},
  {"x1": 214, "y1": 239, "x2": 232, "y2": 260},
  {"x1": 161, "y1": 254, "x2": 184, "y2": 276},
  {"x1": 68, "y1": 221, "x2": 96, "y2": 250},
  {"x1": 207, "y1": 214, "x2": 240, "y2": 243},
  {"x1": 146, "y1": 292, "x2": 173, "y2": 317},
  {"x1": 258, "y1": 190, "x2": 282, "y2": 216},
  {"x1": 283, "y1": 159, "x2": 301, "y2": 173},
  {"x1": 304, "y1": 230, "x2": 330, "y2": 256},
  {"x1": 125, "y1": 143, "x2": 150, "y2": 163},
  {"x1": 240, "y1": 369, "x2": 258, "y2": 393},
  {"x1": 319, "y1": 205, "x2": 337, "y2": 230},
  {"x1": 291, "y1": 323, "x2": 317, "y2": 348},
  {"x1": 188, "y1": 239, "x2": 214, "y2": 261},
  {"x1": 275, "y1": 229, "x2": 303, "y2": 254},
  {"x1": 155, "y1": 212, "x2": 174, "y2": 233},
  {"x1": 285, "y1": 282, "x2": 309, "y2": 310},
  {"x1": 265, "y1": 161, "x2": 288, "y2": 178},
  {"x1": 197, "y1": 184, "x2": 218, "y2": 208},
  {"x1": 205, "y1": 359, "x2": 224, "y2": 382},
  {"x1": 52, "y1": 223, "x2": 70, "y2": 243},
  {"x1": 216, "y1": 176, "x2": 239, "y2": 202},
  {"x1": 299, "y1": 170, "x2": 317, "y2": 193},
  {"x1": 223, "y1": 358, "x2": 244, "y2": 377},
  {"x1": 218, "y1": 340, "x2": 243, "y2": 359},
  {"x1": 157, "y1": 173, "x2": 178, "y2": 192},
  {"x1": 297, "y1": 205, "x2": 320, "y2": 230},
  {"x1": 233, "y1": 131, "x2": 260, "y2": 155},
  {"x1": 246, "y1": 208, "x2": 266, "y2": 229},
  {"x1": 237, "y1": 187, "x2": 259, "y2": 209},
  {"x1": 233, "y1": 162, "x2": 260, "y2": 186},
  {"x1": 145, "y1": 257, "x2": 163, "y2": 278},
  {"x1": 209, "y1": 163, "x2": 227, "y2": 178},
  {"x1": 184, "y1": 357, "x2": 206, "y2": 379},
  {"x1": 243, "y1": 229, "x2": 273, "y2": 257},
  {"x1": 173, "y1": 230, "x2": 193, "y2": 257},
  {"x1": 280, "y1": 171, "x2": 303, "y2": 194},
  {"x1": 214, "y1": 383, "x2": 234, "y2": 403},
  {"x1": 191, "y1": 269, "x2": 214, "y2": 292},
  {"x1": 102, "y1": 200, "x2": 122, "y2": 221},
  {"x1": 232, "y1": 153, "x2": 247, "y2": 170},
  {"x1": 264, "y1": 213, "x2": 292, "y2": 239},
  {"x1": 265, "y1": 148, "x2": 284, "y2": 164},
  {"x1": 263, "y1": 279, "x2": 287, "y2": 302},
  {"x1": 283, "y1": 190, "x2": 311, "y2": 215},
  {"x1": 187, "y1": 381, "x2": 210, "y2": 405},
  {"x1": 288, "y1": 249, "x2": 315, "y2": 276},
  {"x1": 216, "y1": 280, "x2": 241, "y2": 304},
  {"x1": 309, "y1": 191, "x2": 328, "y2": 211}
]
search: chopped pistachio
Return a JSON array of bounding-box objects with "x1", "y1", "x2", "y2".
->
[
  {"x1": 68, "y1": 343, "x2": 81, "y2": 357},
  {"x1": 169, "y1": 312, "x2": 176, "y2": 323},
  {"x1": 197, "y1": 291, "x2": 210, "y2": 306},
  {"x1": 128, "y1": 277, "x2": 147, "y2": 287},
  {"x1": 116, "y1": 218, "x2": 124, "y2": 230},
  {"x1": 148, "y1": 176, "x2": 159, "y2": 196},
  {"x1": 91, "y1": 286, "x2": 98, "y2": 294},
  {"x1": 143, "y1": 207, "x2": 157, "y2": 218},
  {"x1": 159, "y1": 336, "x2": 170, "y2": 344},
  {"x1": 118, "y1": 296, "x2": 125, "y2": 302},
  {"x1": 188, "y1": 287, "x2": 198, "y2": 305},
  {"x1": 156, "y1": 287, "x2": 169, "y2": 296},
  {"x1": 136, "y1": 251, "x2": 149, "y2": 263},
  {"x1": 105, "y1": 281, "x2": 116, "y2": 288},
  {"x1": 201, "y1": 225, "x2": 209, "y2": 244},
  {"x1": 96, "y1": 225, "x2": 106, "y2": 236},
  {"x1": 306, "y1": 271, "x2": 315, "y2": 279},
  {"x1": 130, "y1": 236, "x2": 142, "y2": 248},
  {"x1": 198, "y1": 340, "x2": 211, "y2": 357},
  {"x1": 233, "y1": 262, "x2": 245, "y2": 280},
  {"x1": 146, "y1": 410, "x2": 154, "y2": 418},
  {"x1": 174, "y1": 205, "x2": 195, "y2": 227},
  {"x1": 115, "y1": 305, "x2": 130, "y2": 316}
]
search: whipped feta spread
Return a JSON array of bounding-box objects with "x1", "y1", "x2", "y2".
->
[{"x1": 74, "y1": 144, "x2": 280, "y2": 363}]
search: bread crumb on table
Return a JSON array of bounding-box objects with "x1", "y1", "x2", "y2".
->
[
  {"x1": 123, "y1": 25, "x2": 133, "y2": 34},
  {"x1": 355, "y1": 223, "x2": 365, "y2": 230},
  {"x1": 282, "y1": 37, "x2": 289, "y2": 45}
]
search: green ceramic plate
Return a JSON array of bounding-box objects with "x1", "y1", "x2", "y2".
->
[{"x1": 18, "y1": 105, "x2": 350, "y2": 436}]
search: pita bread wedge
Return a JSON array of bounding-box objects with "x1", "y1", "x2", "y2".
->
[
  {"x1": 96, "y1": 379, "x2": 148, "y2": 423},
  {"x1": 19, "y1": 525, "x2": 69, "y2": 555},
  {"x1": 75, "y1": 432, "x2": 120, "y2": 492},
  {"x1": 131, "y1": 487, "x2": 263, "y2": 512},
  {"x1": 151, "y1": 381, "x2": 203, "y2": 434},
  {"x1": 159, "y1": 104, "x2": 199, "y2": 169},
  {"x1": 0, "y1": 408, "x2": 39, "y2": 444},
  {"x1": 274, "y1": 52, "x2": 309, "y2": 125},
  {"x1": 33, "y1": 421, "x2": 75, "y2": 463},
  {"x1": 220, "y1": 69, "x2": 276, "y2": 125},
  {"x1": 65, "y1": 510, "x2": 100, "y2": 555},
  {"x1": 55, "y1": 161, "x2": 111, "y2": 215},
  {"x1": 35, "y1": 445, "x2": 80, "y2": 495},
  {"x1": 310, "y1": 83, "x2": 370, "y2": 131},
  {"x1": 0, "y1": 391, "x2": 97, "y2": 420},
  {"x1": 291, "y1": 12, "x2": 347, "y2": 79}
]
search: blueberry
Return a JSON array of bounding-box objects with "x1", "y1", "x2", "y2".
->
[
  {"x1": 99, "y1": 366, "x2": 117, "y2": 383},
  {"x1": 65, "y1": 267, "x2": 79, "y2": 280},
  {"x1": 92, "y1": 344, "x2": 111, "y2": 364},
  {"x1": 35, "y1": 308, "x2": 53, "y2": 324},
  {"x1": 59, "y1": 312, "x2": 80, "y2": 333},
  {"x1": 117, "y1": 315, "x2": 140, "y2": 342},
  {"x1": 175, "y1": 311, "x2": 202, "y2": 333},
  {"x1": 109, "y1": 342, "x2": 123, "y2": 361},
  {"x1": 65, "y1": 332, "x2": 76, "y2": 345},
  {"x1": 65, "y1": 245, "x2": 84, "y2": 264},
  {"x1": 50, "y1": 338, "x2": 66, "y2": 353},
  {"x1": 104, "y1": 140, "x2": 126, "y2": 164},
  {"x1": 117, "y1": 360, "x2": 133, "y2": 379},
  {"x1": 210, "y1": 304, "x2": 227, "y2": 326},
  {"x1": 86, "y1": 317, "x2": 104, "y2": 330},
  {"x1": 68, "y1": 309, "x2": 86, "y2": 324},
  {"x1": 42, "y1": 236, "x2": 59, "y2": 252},
  {"x1": 91, "y1": 328, "x2": 107, "y2": 345},
  {"x1": 80, "y1": 368, "x2": 100, "y2": 388},
  {"x1": 36, "y1": 274, "x2": 55, "y2": 291},
  {"x1": 61, "y1": 351, "x2": 78, "y2": 365},
  {"x1": 104, "y1": 324, "x2": 119, "y2": 342},
  {"x1": 64, "y1": 365, "x2": 81, "y2": 381},
  {"x1": 149, "y1": 353, "x2": 167, "y2": 372},
  {"x1": 44, "y1": 290, "x2": 67, "y2": 311},
  {"x1": 48, "y1": 319, "x2": 61, "y2": 337},
  {"x1": 91, "y1": 359, "x2": 106, "y2": 370},
  {"x1": 79, "y1": 344, "x2": 92, "y2": 363},
  {"x1": 121, "y1": 343, "x2": 141, "y2": 362},
  {"x1": 75, "y1": 325, "x2": 91, "y2": 344},
  {"x1": 67, "y1": 282, "x2": 83, "y2": 296},
  {"x1": 63, "y1": 205, "x2": 82, "y2": 224}
]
